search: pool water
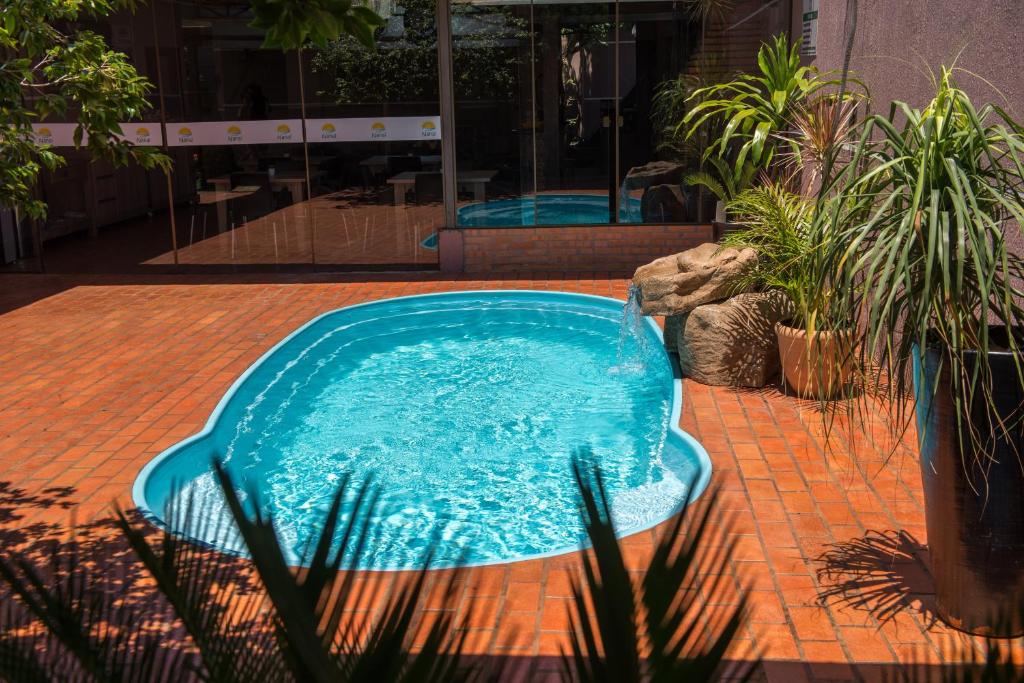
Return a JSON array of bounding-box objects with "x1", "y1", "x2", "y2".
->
[
  {"x1": 134, "y1": 292, "x2": 710, "y2": 569},
  {"x1": 457, "y1": 194, "x2": 642, "y2": 227}
]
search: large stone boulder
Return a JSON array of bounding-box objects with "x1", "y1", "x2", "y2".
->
[
  {"x1": 675, "y1": 291, "x2": 794, "y2": 387},
  {"x1": 641, "y1": 184, "x2": 690, "y2": 223},
  {"x1": 632, "y1": 242, "x2": 757, "y2": 316},
  {"x1": 622, "y1": 161, "x2": 684, "y2": 193}
]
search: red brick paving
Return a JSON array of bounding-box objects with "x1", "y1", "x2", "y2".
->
[{"x1": 0, "y1": 272, "x2": 1015, "y2": 680}]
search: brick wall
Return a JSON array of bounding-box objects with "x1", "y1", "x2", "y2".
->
[{"x1": 447, "y1": 224, "x2": 714, "y2": 273}]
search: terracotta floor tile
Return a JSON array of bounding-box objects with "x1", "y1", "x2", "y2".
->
[{"x1": 0, "y1": 274, "x2": 946, "y2": 681}]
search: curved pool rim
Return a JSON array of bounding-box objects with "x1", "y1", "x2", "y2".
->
[{"x1": 131, "y1": 290, "x2": 713, "y2": 569}]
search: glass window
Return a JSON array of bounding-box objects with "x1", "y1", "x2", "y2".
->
[{"x1": 301, "y1": 0, "x2": 442, "y2": 267}]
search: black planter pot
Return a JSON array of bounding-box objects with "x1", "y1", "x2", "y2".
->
[{"x1": 916, "y1": 328, "x2": 1024, "y2": 636}]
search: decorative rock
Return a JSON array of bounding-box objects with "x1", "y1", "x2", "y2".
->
[
  {"x1": 641, "y1": 184, "x2": 690, "y2": 223},
  {"x1": 622, "y1": 161, "x2": 685, "y2": 192},
  {"x1": 632, "y1": 242, "x2": 757, "y2": 316},
  {"x1": 675, "y1": 291, "x2": 794, "y2": 387}
]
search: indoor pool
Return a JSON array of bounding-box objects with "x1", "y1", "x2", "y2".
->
[
  {"x1": 457, "y1": 194, "x2": 641, "y2": 227},
  {"x1": 133, "y1": 291, "x2": 710, "y2": 569}
]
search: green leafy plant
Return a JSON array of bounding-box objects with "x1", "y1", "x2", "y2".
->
[
  {"x1": 819, "y1": 67, "x2": 1024, "y2": 452},
  {"x1": 0, "y1": 454, "x2": 749, "y2": 681},
  {"x1": 565, "y1": 455, "x2": 753, "y2": 682},
  {"x1": 721, "y1": 183, "x2": 818, "y2": 316},
  {"x1": 249, "y1": 0, "x2": 385, "y2": 50},
  {"x1": 684, "y1": 157, "x2": 758, "y2": 203},
  {"x1": 0, "y1": 0, "x2": 169, "y2": 219},
  {"x1": 0, "y1": 461, "x2": 474, "y2": 682},
  {"x1": 680, "y1": 34, "x2": 848, "y2": 190}
]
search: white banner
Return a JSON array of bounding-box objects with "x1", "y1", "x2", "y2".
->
[
  {"x1": 166, "y1": 119, "x2": 302, "y2": 147},
  {"x1": 32, "y1": 116, "x2": 442, "y2": 148},
  {"x1": 307, "y1": 116, "x2": 441, "y2": 143},
  {"x1": 30, "y1": 123, "x2": 82, "y2": 147},
  {"x1": 117, "y1": 123, "x2": 163, "y2": 146},
  {"x1": 31, "y1": 122, "x2": 164, "y2": 147}
]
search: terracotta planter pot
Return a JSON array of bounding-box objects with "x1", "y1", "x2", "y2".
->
[{"x1": 774, "y1": 323, "x2": 852, "y2": 399}]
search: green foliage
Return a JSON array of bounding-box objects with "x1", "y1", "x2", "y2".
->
[
  {"x1": 722, "y1": 183, "x2": 815, "y2": 315},
  {"x1": 0, "y1": 452, "x2": 749, "y2": 681},
  {"x1": 684, "y1": 157, "x2": 757, "y2": 203},
  {"x1": 0, "y1": 0, "x2": 169, "y2": 218},
  {"x1": 565, "y1": 453, "x2": 753, "y2": 682},
  {"x1": 680, "y1": 34, "x2": 845, "y2": 190},
  {"x1": 248, "y1": 0, "x2": 385, "y2": 50},
  {"x1": 309, "y1": 0, "x2": 526, "y2": 105},
  {"x1": 819, "y1": 67, "x2": 1024, "y2": 454},
  {"x1": 0, "y1": 462, "x2": 477, "y2": 682}
]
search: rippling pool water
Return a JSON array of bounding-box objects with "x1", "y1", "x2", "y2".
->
[{"x1": 134, "y1": 291, "x2": 710, "y2": 569}]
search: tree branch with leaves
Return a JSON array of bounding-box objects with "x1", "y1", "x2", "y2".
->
[{"x1": 0, "y1": 0, "x2": 170, "y2": 219}]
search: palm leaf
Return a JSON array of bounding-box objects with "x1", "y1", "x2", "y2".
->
[{"x1": 562, "y1": 450, "x2": 753, "y2": 682}]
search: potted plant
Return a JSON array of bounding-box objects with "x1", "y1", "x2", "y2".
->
[
  {"x1": 722, "y1": 183, "x2": 853, "y2": 399},
  {"x1": 820, "y1": 68, "x2": 1024, "y2": 635}
]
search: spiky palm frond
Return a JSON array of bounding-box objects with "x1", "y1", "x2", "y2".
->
[
  {"x1": 684, "y1": 157, "x2": 757, "y2": 202},
  {"x1": 114, "y1": 488, "x2": 286, "y2": 682},
  {"x1": 722, "y1": 182, "x2": 828, "y2": 322},
  {"x1": 563, "y1": 451, "x2": 753, "y2": 683},
  {"x1": 0, "y1": 536, "x2": 193, "y2": 682},
  {"x1": 209, "y1": 460, "x2": 476, "y2": 683},
  {"x1": 774, "y1": 97, "x2": 861, "y2": 190},
  {"x1": 0, "y1": 461, "x2": 478, "y2": 683},
  {"x1": 818, "y1": 66, "x2": 1024, "y2": 459}
]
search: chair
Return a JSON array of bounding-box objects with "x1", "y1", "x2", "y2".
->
[
  {"x1": 228, "y1": 172, "x2": 275, "y2": 222},
  {"x1": 413, "y1": 172, "x2": 444, "y2": 204}
]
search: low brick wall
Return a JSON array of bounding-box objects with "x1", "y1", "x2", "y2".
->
[{"x1": 444, "y1": 224, "x2": 715, "y2": 273}]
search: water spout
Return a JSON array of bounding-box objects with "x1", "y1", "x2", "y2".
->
[
  {"x1": 619, "y1": 179, "x2": 642, "y2": 222},
  {"x1": 614, "y1": 283, "x2": 653, "y2": 373}
]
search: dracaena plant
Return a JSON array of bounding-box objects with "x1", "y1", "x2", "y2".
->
[{"x1": 817, "y1": 67, "x2": 1024, "y2": 454}]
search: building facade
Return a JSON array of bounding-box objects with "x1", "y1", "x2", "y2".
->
[{"x1": 1, "y1": 0, "x2": 795, "y2": 274}]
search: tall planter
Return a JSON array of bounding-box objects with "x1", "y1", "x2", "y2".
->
[{"x1": 915, "y1": 329, "x2": 1024, "y2": 636}]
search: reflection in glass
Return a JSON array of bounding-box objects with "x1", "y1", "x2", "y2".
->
[{"x1": 301, "y1": 0, "x2": 442, "y2": 267}]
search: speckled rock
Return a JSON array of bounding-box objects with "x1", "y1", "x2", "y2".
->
[
  {"x1": 632, "y1": 242, "x2": 757, "y2": 316},
  {"x1": 675, "y1": 291, "x2": 794, "y2": 387}
]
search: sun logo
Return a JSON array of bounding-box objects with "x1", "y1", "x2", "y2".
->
[
  {"x1": 276, "y1": 124, "x2": 290, "y2": 134},
  {"x1": 320, "y1": 122, "x2": 337, "y2": 140},
  {"x1": 177, "y1": 126, "x2": 194, "y2": 143},
  {"x1": 370, "y1": 121, "x2": 386, "y2": 139},
  {"x1": 33, "y1": 126, "x2": 55, "y2": 144},
  {"x1": 134, "y1": 126, "x2": 152, "y2": 144},
  {"x1": 421, "y1": 121, "x2": 436, "y2": 130},
  {"x1": 420, "y1": 120, "x2": 438, "y2": 138},
  {"x1": 226, "y1": 125, "x2": 243, "y2": 141},
  {"x1": 275, "y1": 123, "x2": 292, "y2": 140},
  {"x1": 136, "y1": 127, "x2": 150, "y2": 136}
]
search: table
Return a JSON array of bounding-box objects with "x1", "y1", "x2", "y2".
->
[
  {"x1": 359, "y1": 154, "x2": 442, "y2": 173},
  {"x1": 387, "y1": 170, "x2": 497, "y2": 206},
  {"x1": 209, "y1": 174, "x2": 308, "y2": 206},
  {"x1": 196, "y1": 189, "x2": 258, "y2": 233}
]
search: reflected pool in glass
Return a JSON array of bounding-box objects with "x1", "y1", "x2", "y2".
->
[
  {"x1": 133, "y1": 291, "x2": 710, "y2": 569},
  {"x1": 457, "y1": 194, "x2": 642, "y2": 227}
]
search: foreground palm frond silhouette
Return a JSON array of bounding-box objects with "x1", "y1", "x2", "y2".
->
[{"x1": 0, "y1": 451, "x2": 750, "y2": 681}]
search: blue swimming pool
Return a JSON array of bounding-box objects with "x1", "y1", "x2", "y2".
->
[
  {"x1": 133, "y1": 291, "x2": 710, "y2": 569},
  {"x1": 457, "y1": 194, "x2": 642, "y2": 227}
]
